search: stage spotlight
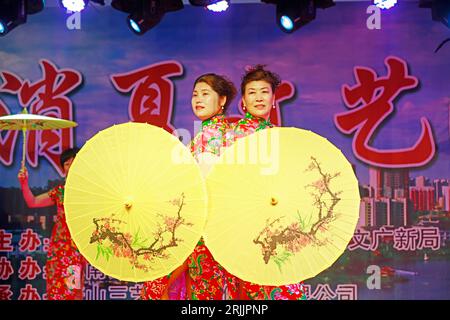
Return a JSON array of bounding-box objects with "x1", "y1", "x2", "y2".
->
[
  {"x1": 277, "y1": 0, "x2": 316, "y2": 33},
  {"x1": 27, "y1": 0, "x2": 45, "y2": 14},
  {"x1": 263, "y1": 0, "x2": 334, "y2": 33},
  {"x1": 0, "y1": 0, "x2": 45, "y2": 36},
  {"x1": 206, "y1": 1, "x2": 229, "y2": 12},
  {"x1": 111, "y1": 0, "x2": 137, "y2": 14},
  {"x1": 280, "y1": 15, "x2": 294, "y2": 31},
  {"x1": 0, "y1": 0, "x2": 27, "y2": 37},
  {"x1": 60, "y1": 0, "x2": 88, "y2": 12},
  {"x1": 112, "y1": 0, "x2": 184, "y2": 35},
  {"x1": 59, "y1": 0, "x2": 104, "y2": 13},
  {"x1": 424, "y1": 0, "x2": 450, "y2": 29},
  {"x1": 189, "y1": 1, "x2": 230, "y2": 12},
  {"x1": 435, "y1": 2, "x2": 450, "y2": 28},
  {"x1": 374, "y1": 0, "x2": 398, "y2": 10},
  {"x1": 162, "y1": 0, "x2": 184, "y2": 13},
  {"x1": 127, "y1": 2, "x2": 164, "y2": 35},
  {"x1": 188, "y1": 0, "x2": 223, "y2": 6}
]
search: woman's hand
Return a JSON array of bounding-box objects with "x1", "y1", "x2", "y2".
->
[
  {"x1": 18, "y1": 166, "x2": 29, "y2": 187},
  {"x1": 17, "y1": 167, "x2": 54, "y2": 208}
]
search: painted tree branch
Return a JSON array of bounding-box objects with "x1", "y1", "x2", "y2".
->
[
  {"x1": 306, "y1": 157, "x2": 342, "y2": 237},
  {"x1": 135, "y1": 193, "x2": 189, "y2": 257},
  {"x1": 253, "y1": 157, "x2": 342, "y2": 265},
  {"x1": 89, "y1": 193, "x2": 191, "y2": 271},
  {"x1": 254, "y1": 218, "x2": 316, "y2": 264}
]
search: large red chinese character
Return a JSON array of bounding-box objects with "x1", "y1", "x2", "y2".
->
[
  {"x1": 270, "y1": 81, "x2": 295, "y2": 127},
  {"x1": 0, "y1": 257, "x2": 14, "y2": 280},
  {"x1": 18, "y1": 284, "x2": 41, "y2": 300},
  {"x1": 0, "y1": 285, "x2": 13, "y2": 300},
  {"x1": 0, "y1": 59, "x2": 82, "y2": 176},
  {"x1": 0, "y1": 230, "x2": 14, "y2": 252},
  {"x1": 334, "y1": 56, "x2": 435, "y2": 168},
  {"x1": 18, "y1": 256, "x2": 42, "y2": 280},
  {"x1": 110, "y1": 61, "x2": 183, "y2": 133},
  {"x1": 18, "y1": 229, "x2": 42, "y2": 252}
]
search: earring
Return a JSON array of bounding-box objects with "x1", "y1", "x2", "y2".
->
[
  {"x1": 272, "y1": 104, "x2": 276, "y2": 109},
  {"x1": 221, "y1": 106, "x2": 224, "y2": 110},
  {"x1": 243, "y1": 105, "x2": 246, "y2": 111}
]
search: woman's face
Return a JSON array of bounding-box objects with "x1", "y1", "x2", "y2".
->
[
  {"x1": 63, "y1": 157, "x2": 74, "y2": 176},
  {"x1": 191, "y1": 82, "x2": 226, "y2": 121},
  {"x1": 242, "y1": 80, "x2": 275, "y2": 120}
]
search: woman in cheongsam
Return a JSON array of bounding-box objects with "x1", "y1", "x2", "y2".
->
[
  {"x1": 232, "y1": 65, "x2": 306, "y2": 300},
  {"x1": 18, "y1": 148, "x2": 86, "y2": 300},
  {"x1": 141, "y1": 73, "x2": 239, "y2": 300}
]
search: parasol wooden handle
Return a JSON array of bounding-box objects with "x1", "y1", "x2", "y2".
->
[
  {"x1": 20, "y1": 108, "x2": 28, "y2": 171},
  {"x1": 21, "y1": 127, "x2": 27, "y2": 171}
]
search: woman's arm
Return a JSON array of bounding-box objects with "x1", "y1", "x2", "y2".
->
[{"x1": 18, "y1": 167, "x2": 54, "y2": 208}]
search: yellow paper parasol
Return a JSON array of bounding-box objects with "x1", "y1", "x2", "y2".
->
[
  {"x1": 203, "y1": 127, "x2": 360, "y2": 286},
  {"x1": 64, "y1": 122, "x2": 208, "y2": 282},
  {"x1": 196, "y1": 152, "x2": 220, "y2": 178},
  {"x1": 0, "y1": 108, "x2": 77, "y2": 169}
]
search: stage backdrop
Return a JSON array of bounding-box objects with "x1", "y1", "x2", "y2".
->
[{"x1": 1, "y1": 2, "x2": 449, "y2": 300}]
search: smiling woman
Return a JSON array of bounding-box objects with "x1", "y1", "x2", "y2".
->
[
  {"x1": 189, "y1": 73, "x2": 237, "y2": 158},
  {"x1": 140, "y1": 73, "x2": 239, "y2": 300},
  {"x1": 17, "y1": 147, "x2": 86, "y2": 300},
  {"x1": 230, "y1": 65, "x2": 307, "y2": 300},
  {"x1": 234, "y1": 64, "x2": 281, "y2": 140}
]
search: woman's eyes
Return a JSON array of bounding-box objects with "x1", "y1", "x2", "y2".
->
[
  {"x1": 248, "y1": 91, "x2": 268, "y2": 94},
  {"x1": 193, "y1": 92, "x2": 209, "y2": 97}
]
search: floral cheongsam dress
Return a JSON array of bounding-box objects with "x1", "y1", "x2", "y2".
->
[
  {"x1": 141, "y1": 113, "x2": 238, "y2": 300},
  {"x1": 232, "y1": 112, "x2": 307, "y2": 300},
  {"x1": 46, "y1": 185, "x2": 86, "y2": 300}
]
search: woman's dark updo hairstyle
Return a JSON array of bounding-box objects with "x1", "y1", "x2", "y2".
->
[{"x1": 240, "y1": 64, "x2": 281, "y2": 95}]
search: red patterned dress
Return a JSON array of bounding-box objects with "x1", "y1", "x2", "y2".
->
[
  {"x1": 46, "y1": 185, "x2": 86, "y2": 300},
  {"x1": 141, "y1": 113, "x2": 238, "y2": 300},
  {"x1": 187, "y1": 238, "x2": 238, "y2": 300},
  {"x1": 140, "y1": 271, "x2": 182, "y2": 300},
  {"x1": 232, "y1": 112, "x2": 307, "y2": 300},
  {"x1": 190, "y1": 113, "x2": 234, "y2": 158}
]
